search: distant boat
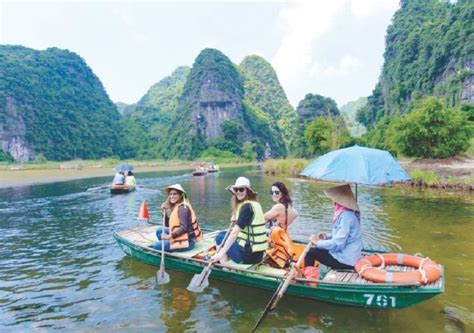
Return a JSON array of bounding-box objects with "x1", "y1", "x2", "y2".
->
[
  {"x1": 207, "y1": 164, "x2": 220, "y2": 173},
  {"x1": 110, "y1": 184, "x2": 136, "y2": 194},
  {"x1": 192, "y1": 166, "x2": 208, "y2": 176}
]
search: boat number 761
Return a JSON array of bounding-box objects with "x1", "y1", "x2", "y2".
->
[{"x1": 363, "y1": 294, "x2": 396, "y2": 307}]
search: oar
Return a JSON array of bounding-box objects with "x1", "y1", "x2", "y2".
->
[
  {"x1": 186, "y1": 221, "x2": 234, "y2": 293},
  {"x1": 86, "y1": 184, "x2": 109, "y2": 192},
  {"x1": 156, "y1": 209, "x2": 170, "y2": 285},
  {"x1": 137, "y1": 185, "x2": 159, "y2": 190},
  {"x1": 251, "y1": 241, "x2": 313, "y2": 332}
]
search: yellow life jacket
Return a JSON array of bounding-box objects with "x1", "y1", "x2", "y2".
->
[
  {"x1": 236, "y1": 200, "x2": 267, "y2": 253},
  {"x1": 266, "y1": 227, "x2": 298, "y2": 268},
  {"x1": 169, "y1": 202, "x2": 202, "y2": 250}
]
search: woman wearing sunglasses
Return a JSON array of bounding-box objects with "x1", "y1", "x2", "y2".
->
[
  {"x1": 264, "y1": 182, "x2": 299, "y2": 268},
  {"x1": 211, "y1": 177, "x2": 267, "y2": 264},
  {"x1": 264, "y1": 182, "x2": 299, "y2": 231},
  {"x1": 151, "y1": 184, "x2": 202, "y2": 252}
]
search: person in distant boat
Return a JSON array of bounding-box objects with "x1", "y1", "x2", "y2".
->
[
  {"x1": 304, "y1": 184, "x2": 362, "y2": 271},
  {"x1": 264, "y1": 182, "x2": 299, "y2": 231},
  {"x1": 112, "y1": 171, "x2": 125, "y2": 185},
  {"x1": 125, "y1": 171, "x2": 136, "y2": 187},
  {"x1": 151, "y1": 184, "x2": 202, "y2": 252},
  {"x1": 211, "y1": 177, "x2": 267, "y2": 264}
]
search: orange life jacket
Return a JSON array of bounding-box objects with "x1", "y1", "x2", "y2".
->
[
  {"x1": 169, "y1": 203, "x2": 202, "y2": 250},
  {"x1": 266, "y1": 227, "x2": 298, "y2": 268}
]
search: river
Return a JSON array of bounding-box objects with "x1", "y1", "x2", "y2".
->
[{"x1": 0, "y1": 166, "x2": 472, "y2": 332}]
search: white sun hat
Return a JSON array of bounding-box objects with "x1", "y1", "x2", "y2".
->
[{"x1": 226, "y1": 176, "x2": 256, "y2": 194}]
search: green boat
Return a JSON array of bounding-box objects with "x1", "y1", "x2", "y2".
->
[
  {"x1": 110, "y1": 184, "x2": 136, "y2": 194},
  {"x1": 113, "y1": 225, "x2": 444, "y2": 309}
]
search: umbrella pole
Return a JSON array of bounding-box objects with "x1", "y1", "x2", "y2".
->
[{"x1": 355, "y1": 184, "x2": 358, "y2": 202}]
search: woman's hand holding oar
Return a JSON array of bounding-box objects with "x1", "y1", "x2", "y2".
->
[
  {"x1": 186, "y1": 221, "x2": 234, "y2": 293},
  {"x1": 156, "y1": 208, "x2": 170, "y2": 285},
  {"x1": 251, "y1": 241, "x2": 313, "y2": 332}
]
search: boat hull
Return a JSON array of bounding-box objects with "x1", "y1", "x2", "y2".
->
[
  {"x1": 110, "y1": 185, "x2": 136, "y2": 194},
  {"x1": 113, "y1": 229, "x2": 443, "y2": 309}
]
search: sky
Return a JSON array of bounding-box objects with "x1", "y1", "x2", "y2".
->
[{"x1": 1, "y1": 0, "x2": 400, "y2": 108}]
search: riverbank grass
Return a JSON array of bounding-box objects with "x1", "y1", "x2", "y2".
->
[{"x1": 262, "y1": 158, "x2": 309, "y2": 176}]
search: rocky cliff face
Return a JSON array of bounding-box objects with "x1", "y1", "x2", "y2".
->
[
  {"x1": 195, "y1": 72, "x2": 243, "y2": 141},
  {"x1": 0, "y1": 97, "x2": 32, "y2": 162},
  {"x1": 159, "y1": 48, "x2": 286, "y2": 159},
  {"x1": 360, "y1": 0, "x2": 473, "y2": 128},
  {"x1": 461, "y1": 59, "x2": 474, "y2": 103},
  {"x1": 0, "y1": 45, "x2": 123, "y2": 162}
]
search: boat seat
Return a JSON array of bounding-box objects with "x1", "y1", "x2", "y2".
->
[
  {"x1": 253, "y1": 264, "x2": 287, "y2": 276},
  {"x1": 175, "y1": 239, "x2": 215, "y2": 259},
  {"x1": 222, "y1": 260, "x2": 254, "y2": 270}
]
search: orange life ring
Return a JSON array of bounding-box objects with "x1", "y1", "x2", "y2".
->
[{"x1": 355, "y1": 253, "x2": 442, "y2": 284}]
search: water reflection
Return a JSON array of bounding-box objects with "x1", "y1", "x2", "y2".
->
[{"x1": 0, "y1": 166, "x2": 472, "y2": 331}]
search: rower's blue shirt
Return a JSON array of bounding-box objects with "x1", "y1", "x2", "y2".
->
[{"x1": 316, "y1": 210, "x2": 362, "y2": 266}]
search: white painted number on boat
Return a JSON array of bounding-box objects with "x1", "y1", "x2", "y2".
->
[{"x1": 363, "y1": 294, "x2": 396, "y2": 307}]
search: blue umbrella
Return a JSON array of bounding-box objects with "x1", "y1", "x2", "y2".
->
[
  {"x1": 300, "y1": 145, "x2": 410, "y2": 186},
  {"x1": 114, "y1": 164, "x2": 134, "y2": 172}
]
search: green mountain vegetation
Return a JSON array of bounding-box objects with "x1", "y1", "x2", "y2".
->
[
  {"x1": 239, "y1": 55, "x2": 297, "y2": 149},
  {"x1": 4, "y1": 1, "x2": 472, "y2": 165},
  {"x1": 358, "y1": 0, "x2": 473, "y2": 128},
  {"x1": 340, "y1": 97, "x2": 367, "y2": 137},
  {"x1": 156, "y1": 48, "x2": 286, "y2": 160},
  {"x1": 0, "y1": 45, "x2": 123, "y2": 162},
  {"x1": 356, "y1": 0, "x2": 473, "y2": 158},
  {"x1": 293, "y1": 93, "x2": 350, "y2": 157},
  {"x1": 121, "y1": 66, "x2": 190, "y2": 158},
  {"x1": 115, "y1": 102, "x2": 129, "y2": 115}
]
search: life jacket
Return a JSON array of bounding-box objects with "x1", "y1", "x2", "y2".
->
[
  {"x1": 236, "y1": 201, "x2": 267, "y2": 253},
  {"x1": 266, "y1": 227, "x2": 298, "y2": 268},
  {"x1": 169, "y1": 202, "x2": 202, "y2": 250}
]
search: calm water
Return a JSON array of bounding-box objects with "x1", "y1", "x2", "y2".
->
[{"x1": 0, "y1": 166, "x2": 472, "y2": 332}]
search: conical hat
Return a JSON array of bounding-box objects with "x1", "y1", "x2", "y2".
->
[
  {"x1": 164, "y1": 184, "x2": 186, "y2": 196},
  {"x1": 324, "y1": 184, "x2": 359, "y2": 211}
]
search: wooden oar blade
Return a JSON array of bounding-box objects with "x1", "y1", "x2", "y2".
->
[
  {"x1": 251, "y1": 283, "x2": 283, "y2": 332},
  {"x1": 156, "y1": 268, "x2": 170, "y2": 285},
  {"x1": 186, "y1": 270, "x2": 210, "y2": 292}
]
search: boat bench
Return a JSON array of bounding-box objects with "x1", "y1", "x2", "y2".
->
[{"x1": 323, "y1": 265, "x2": 443, "y2": 288}]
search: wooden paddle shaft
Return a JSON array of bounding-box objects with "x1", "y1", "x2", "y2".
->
[
  {"x1": 196, "y1": 221, "x2": 235, "y2": 285},
  {"x1": 277, "y1": 242, "x2": 312, "y2": 298},
  {"x1": 160, "y1": 209, "x2": 166, "y2": 267}
]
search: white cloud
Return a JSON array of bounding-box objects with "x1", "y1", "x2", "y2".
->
[
  {"x1": 350, "y1": 0, "x2": 399, "y2": 19},
  {"x1": 272, "y1": 0, "x2": 346, "y2": 82},
  {"x1": 310, "y1": 55, "x2": 362, "y2": 78},
  {"x1": 272, "y1": 0, "x2": 399, "y2": 106},
  {"x1": 112, "y1": 6, "x2": 134, "y2": 27}
]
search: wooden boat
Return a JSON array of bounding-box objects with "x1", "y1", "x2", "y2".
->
[
  {"x1": 110, "y1": 184, "x2": 136, "y2": 194},
  {"x1": 114, "y1": 225, "x2": 444, "y2": 309},
  {"x1": 207, "y1": 164, "x2": 220, "y2": 173},
  {"x1": 192, "y1": 168, "x2": 208, "y2": 176}
]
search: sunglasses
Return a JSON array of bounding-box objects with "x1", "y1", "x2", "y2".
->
[
  {"x1": 233, "y1": 187, "x2": 247, "y2": 193},
  {"x1": 269, "y1": 190, "x2": 281, "y2": 195}
]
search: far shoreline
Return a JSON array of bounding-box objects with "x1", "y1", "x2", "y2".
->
[{"x1": 0, "y1": 162, "x2": 256, "y2": 189}]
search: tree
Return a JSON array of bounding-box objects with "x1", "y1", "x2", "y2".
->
[
  {"x1": 304, "y1": 116, "x2": 353, "y2": 156},
  {"x1": 387, "y1": 96, "x2": 473, "y2": 158}
]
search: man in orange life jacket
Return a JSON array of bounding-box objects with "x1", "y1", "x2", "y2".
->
[{"x1": 151, "y1": 184, "x2": 202, "y2": 252}]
